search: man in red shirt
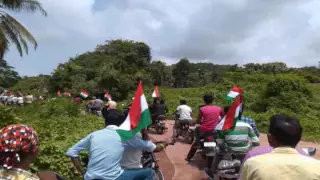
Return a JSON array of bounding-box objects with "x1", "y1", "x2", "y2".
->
[{"x1": 186, "y1": 95, "x2": 224, "y2": 163}]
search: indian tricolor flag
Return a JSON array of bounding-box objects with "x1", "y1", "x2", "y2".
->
[
  {"x1": 80, "y1": 90, "x2": 88, "y2": 99},
  {"x1": 64, "y1": 92, "x2": 71, "y2": 97},
  {"x1": 117, "y1": 81, "x2": 152, "y2": 141},
  {"x1": 216, "y1": 86, "x2": 243, "y2": 133},
  {"x1": 104, "y1": 92, "x2": 112, "y2": 101},
  {"x1": 226, "y1": 85, "x2": 243, "y2": 102},
  {"x1": 152, "y1": 86, "x2": 159, "y2": 98}
]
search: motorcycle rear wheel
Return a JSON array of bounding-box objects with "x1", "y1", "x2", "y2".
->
[{"x1": 154, "y1": 169, "x2": 165, "y2": 180}]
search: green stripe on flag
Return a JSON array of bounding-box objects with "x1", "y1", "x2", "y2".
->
[{"x1": 117, "y1": 109, "x2": 152, "y2": 141}]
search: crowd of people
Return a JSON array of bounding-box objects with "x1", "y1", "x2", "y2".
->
[
  {"x1": 0, "y1": 90, "x2": 319, "y2": 180},
  {"x1": 0, "y1": 91, "x2": 37, "y2": 106}
]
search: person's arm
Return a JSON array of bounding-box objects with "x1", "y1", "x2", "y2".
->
[
  {"x1": 250, "y1": 120, "x2": 260, "y2": 137},
  {"x1": 197, "y1": 109, "x2": 202, "y2": 124},
  {"x1": 66, "y1": 134, "x2": 91, "y2": 175},
  {"x1": 248, "y1": 127, "x2": 260, "y2": 147},
  {"x1": 124, "y1": 135, "x2": 164, "y2": 152}
]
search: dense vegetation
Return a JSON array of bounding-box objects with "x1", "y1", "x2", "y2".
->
[{"x1": 1, "y1": 39, "x2": 320, "y2": 179}]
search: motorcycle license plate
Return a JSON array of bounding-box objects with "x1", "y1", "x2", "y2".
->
[{"x1": 204, "y1": 142, "x2": 216, "y2": 147}]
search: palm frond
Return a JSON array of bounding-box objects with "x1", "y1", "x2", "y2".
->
[
  {"x1": 0, "y1": 11, "x2": 38, "y2": 57},
  {"x1": 0, "y1": 29, "x2": 9, "y2": 59},
  {"x1": 0, "y1": 0, "x2": 47, "y2": 16}
]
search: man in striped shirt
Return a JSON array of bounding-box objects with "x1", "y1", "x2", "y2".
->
[
  {"x1": 241, "y1": 105, "x2": 260, "y2": 137},
  {"x1": 208, "y1": 106, "x2": 260, "y2": 177}
]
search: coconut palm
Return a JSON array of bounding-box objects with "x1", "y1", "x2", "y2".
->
[{"x1": 0, "y1": 0, "x2": 47, "y2": 59}]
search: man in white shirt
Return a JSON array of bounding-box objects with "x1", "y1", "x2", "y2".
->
[
  {"x1": 120, "y1": 132, "x2": 144, "y2": 169},
  {"x1": 171, "y1": 100, "x2": 193, "y2": 143}
]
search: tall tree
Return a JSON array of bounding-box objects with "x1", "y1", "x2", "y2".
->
[
  {"x1": 172, "y1": 58, "x2": 190, "y2": 88},
  {"x1": 0, "y1": 59, "x2": 20, "y2": 88},
  {"x1": 0, "y1": 0, "x2": 47, "y2": 59}
]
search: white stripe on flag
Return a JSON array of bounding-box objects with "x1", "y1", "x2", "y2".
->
[{"x1": 227, "y1": 91, "x2": 240, "y2": 98}]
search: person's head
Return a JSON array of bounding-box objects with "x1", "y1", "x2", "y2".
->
[
  {"x1": 224, "y1": 106, "x2": 230, "y2": 114},
  {"x1": 160, "y1": 99, "x2": 165, "y2": 104},
  {"x1": 203, "y1": 94, "x2": 214, "y2": 105},
  {"x1": 180, "y1": 99, "x2": 187, "y2": 105},
  {"x1": 267, "y1": 114, "x2": 302, "y2": 148},
  {"x1": 104, "y1": 109, "x2": 125, "y2": 127},
  {"x1": 107, "y1": 101, "x2": 117, "y2": 109},
  {"x1": 153, "y1": 98, "x2": 159, "y2": 104},
  {"x1": 0, "y1": 124, "x2": 39, "y2": 170}
]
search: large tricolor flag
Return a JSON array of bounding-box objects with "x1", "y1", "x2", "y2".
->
[
  {"x1": 152, "y1": 86, "x2": 160, "y2": 98},
  {"x1": 216, "y1": 86, "x2": 243, "y2": 133},
  {"x1": 117, "y1": 81, "x2": 152, "y2": 141},
  {"x1": 80, "y1": 90, "x2": 89, "y2": 99},
  {"x1": 104, "y1": 92, "x2": 112, "y2": 101}
]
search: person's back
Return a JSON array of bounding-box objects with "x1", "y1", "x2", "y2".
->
[
  {"x1": 240, "y1": 114, "x2": 320, "y2": 180},
  {"x1": 154, "y1": 100, "x2": 168, "y2": 117},
  {"x1": 242, "y1": 148, "x2": 320, "y2": 180},
  {"x1": 93, "y1": 98, "x2": 104, "y2": 109},
  {"x1": 223, "y1": 120, "x2": 259, "y2": 154},
  {"x1": 67, "y1": 127, "x2": 124, "y2": 179},
  {"x1": 199, "y1": 105, "x2": 223, "y2": 132},
  {"x1": 177, "y1": 104, "x2": 192, "y2": 120},
  {"x1": 120, "y1": 133, "x2": 143, "y2": 169},
  {"x1": 25, "y1": 94, "x2": 34, "y2": 104}
]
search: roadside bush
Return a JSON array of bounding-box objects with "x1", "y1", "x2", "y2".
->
[
  {"x1": 0, "y1": 106, "x2": 21, "y2": 127},
  {"x1": 38, "y1": 98, "x2": 80, "y2": 118},
  {"x1": 261, "y1": 75, "x2": 313, "y2": 113}
]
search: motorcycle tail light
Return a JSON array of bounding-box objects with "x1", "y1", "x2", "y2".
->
[{"x1": 207, "y1": 136, "x2": 213, "y2": 142}]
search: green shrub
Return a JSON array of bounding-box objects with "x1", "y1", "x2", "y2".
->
[
  {"x1": 38, "y1": 98, "x2": 80, "y2": 118},
  {"x1": 0, "y1": 106, "x2": 21, "y2": 128}
]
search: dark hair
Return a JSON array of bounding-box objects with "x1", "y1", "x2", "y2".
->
[
  {"x1": 160, "y1": 99, "x2": 165, "y2": 104},
  {"x1": 153, "y1": 98, "x2": 159, "y2": 104},
  {"x1": 104, "y1": 109, "x2": 125, "y2": 127},
  {"x1": 224, "y1": 106, "x2": 231, "y2": 114},
  {"x1": 268, "y1": 114, "x2": 302, "y2": 148},
  {"x1": 203, "y1": 95, "x2": 214, "y2": 104},
  {"x1": 180, "y1": 99, "x2": 186, "y2": 105}
]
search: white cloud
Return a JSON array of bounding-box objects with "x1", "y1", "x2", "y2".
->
[{"x1": 4, "y1": 0, "x2": 320, "y2": 76}]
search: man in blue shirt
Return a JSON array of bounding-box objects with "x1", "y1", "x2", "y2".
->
[
  {"x1": 240, "y1": 105, "x2": 260, "y2": 137},
  {"x1": 66, "y1": 110, "x2": 165, "y2": 180}
]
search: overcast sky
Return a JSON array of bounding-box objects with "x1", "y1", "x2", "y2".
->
[{"x1": 4, "y1": 0, "x2": 320, "y2": 76}]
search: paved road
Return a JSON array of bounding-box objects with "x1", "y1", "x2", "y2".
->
[{"x1": 150, "y1": 120, "x2": 320, "y2": 180}]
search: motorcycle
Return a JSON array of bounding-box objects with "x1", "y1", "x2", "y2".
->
[
  {"x1": 141, "y1": 141, "x2": 167, "y2": 180},
  {"x1": 174, "y1": 114, "x2": 194, "y2": 144},
  {"x1": 210, "y1": 147, "x2": 317, "y2": 180},
  {"x1": 149, "y1": 115, "x2": 167, "y2": 134}
]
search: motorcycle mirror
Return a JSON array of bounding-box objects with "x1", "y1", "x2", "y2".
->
[
  {"x1": 37, "y1": 171, "x2": 68, "y2": 180},
  {"x1": 301, "y1": 147, "x2": 316, "y2": 156}
]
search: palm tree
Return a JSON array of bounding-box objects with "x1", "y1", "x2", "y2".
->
[{"x1": 0, "y1": 0, "x2": 47, "y2": 59}]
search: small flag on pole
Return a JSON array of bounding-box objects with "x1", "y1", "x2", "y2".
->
[
  {"x1": 152, "y1": 86, "x2": 160, "y2": 98},
  {"x1": 104, "y1": 92, "x2": 112, "y2": 101},
  {"x1": 80, "y1": 90, "x2": 89, "y2": 99}
]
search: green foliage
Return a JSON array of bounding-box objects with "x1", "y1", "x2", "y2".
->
[
  {"x1": 0, "y1": 60, "x2": 20, "y2": 88},
  {"x1": 37, "y1": 98, "x2": 80, "y2": 118},
  {"x1": 0, "y1": 106, "x2": 20, "y2": 127}
]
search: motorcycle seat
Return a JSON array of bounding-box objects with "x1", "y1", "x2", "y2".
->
[{"x1": 199, "y1": 132, "x2": 217, "y2": 137}]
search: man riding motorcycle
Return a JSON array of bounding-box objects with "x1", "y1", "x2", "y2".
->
[
  {"x1": 205, "y1": 106, "x2": 260, "y2": 178},
  {"x1": 171, "y1": 99, "x2": 193, "y2": 144}
]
